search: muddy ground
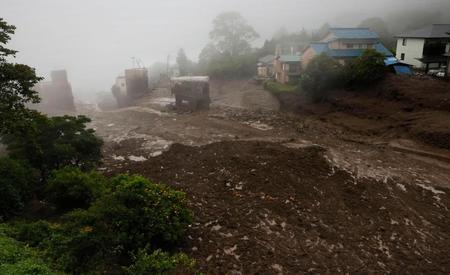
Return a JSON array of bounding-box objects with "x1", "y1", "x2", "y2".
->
[{"x1": 79, "y1": 76, "x2": 450, "y2": 274}]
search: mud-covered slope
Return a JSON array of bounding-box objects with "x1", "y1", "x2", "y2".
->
[
  {"x1": 108, "y1": 141, "x2": 450, "y2": 274},
  {"x1": 278, "y1": 75, "x2": 450, "y2": 150}
]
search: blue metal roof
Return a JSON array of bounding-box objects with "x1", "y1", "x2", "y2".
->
[
  {"x1": 310, "y1": 43, "x2": 329, "y2": 54},
  {"x1": 278, "y1": 55, "x2": 302, "y2": 63},
  {"x1": 308, "y1": 42, "x2": 393, "y2": 58},
  {"x1": 329, "y1": 28, "x2": 379, "y2": 39},
  {"x1": 374, "y1": 43, "x2": 393, "y2": 56},
  {"x1": 394, "y1": 65, "x2": 413, "y2": 75}
]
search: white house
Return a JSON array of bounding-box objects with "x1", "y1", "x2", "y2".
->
[{"x1": 395, "y1": 24, "x2": 450, "y2": 71}]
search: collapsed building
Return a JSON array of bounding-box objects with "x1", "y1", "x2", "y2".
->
[
  {"x1": 33, "y1": 70, "x2": 75, "y2": 113},
  {"x1": 111, "y1": 68, "x2": 150, "y2": 107}
]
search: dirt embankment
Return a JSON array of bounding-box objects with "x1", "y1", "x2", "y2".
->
[
  {"x1": 276, "y1": 75, "x2": 450, "y2": 150},
  {"x1": 108, "y1": 141, "x2": 450, "y2": 274}
]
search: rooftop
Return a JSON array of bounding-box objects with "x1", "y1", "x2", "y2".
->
[
  {"x1": 277, "y1": 55, "x2": 302, "y2": 63},
  {"x1": 396, "y1": 24, "x2": 450, "y2": 38},
  {"x1": 308, "y1": 42, "x2": 393, "y2": 58},
  {"x1": 258, "y1": 55, "x2": 275, "y2": 64},
  {"x1": 326, "y1": 28, "x2": 379, "y2": 40}
]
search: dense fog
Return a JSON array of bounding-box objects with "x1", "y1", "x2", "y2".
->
[{"x1": 1, "y1": 0, "x2": 449, "y2": 101}]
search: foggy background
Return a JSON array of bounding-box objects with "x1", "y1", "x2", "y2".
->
[{"x1": 1, "y1": 0, "x2": 449, "y2": 102}]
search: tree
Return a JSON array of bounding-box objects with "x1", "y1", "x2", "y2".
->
[
  {"x1": 344, "y1": 49, "x2": 387, "y2": 86},
  {"x1": 209, "y1": 11, "x2": 259, "y2": 57},
  {"x1": 300, "y1": 54, "x2": 344, "y2": 102},
  {"x1": 0, "y1": 157, "x2": 39, "y2": 220},
  {"x1": 176, "y1": 48, "x2": 191, "y2": 76},
  {"x1": 4, "y1": 114, "x2": 103, "y2": 179},
  {"x1": 45, "y1": 167, "x2": 108, "y2": 211},
  {"x1": 0, "y1": 18, "x2": 43, "y2": 135}
]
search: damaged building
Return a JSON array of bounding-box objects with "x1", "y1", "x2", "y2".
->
[
  {"x1": 33, "y1": 70, "x2": 75, "y2": 113},
  {"x1": 112, "y1": 68, "x2": 150, "y2": 107}
]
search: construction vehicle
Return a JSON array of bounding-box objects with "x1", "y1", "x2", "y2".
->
[{"x1": 170, "y1": 76, "x2": 210, "y2": 110}]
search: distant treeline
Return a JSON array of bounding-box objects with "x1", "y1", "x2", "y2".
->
[{"x1": 150, "y1": 3, "x2": 450, "y2": 79}]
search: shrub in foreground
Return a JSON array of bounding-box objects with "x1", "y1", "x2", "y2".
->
[
  {"x1": 45, "y1": 174, "x2": 192, "y2": 272},
  {"x1": 0, "y1": 157, "x2": 38, "y2": 221},
  {"x1": 0, "y1": 225, "x2": 56, "y2": 275},
  {"x1": 45, "y1": 167, "x2": 108, "y2": 211},
  {"x1": 126, "y1": 249, "x2": 197, "y2": 275}
]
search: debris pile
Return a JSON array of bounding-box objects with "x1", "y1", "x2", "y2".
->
[{"x1": 109, "y1": 140, "x2": 450, "y2": 274}]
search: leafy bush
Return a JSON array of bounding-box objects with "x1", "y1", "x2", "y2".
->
[
  {"x1": 4, "y1": 114, "x2": 103, "y2": 180},
  {"x1": 43, "y1": 218, "x2": 105, "y2": 274},
  {"x1": 44, "y1": 175, "x2": 192, "y2": 272},
  {"x1": 0, "y1": 225, "x2": 56, "y2": 275},
  {"x1": 300, "y1": 54, "x2": 344, "y2": 102},
  {"x1": 345, "y1": 49, "x2": 387, "y2": 86},
  {"x1": 126, "y1": 249, "x2": 197, "y2": 275},
  {"x1": 203, "y1": 53, "x2": 257, "y2": 78},
  {"x1": 263, "y1": 80, "x2": 297, "y2": 93},
  {"x1": 88, "y1": 175, "x2": 192, "y2": 252},
  {"x1": 0, "y1": 157, "x2": 38, "y2": 221},
  {"x1": 45, "y1": 167, "x2": 108, "y2": 211},
  {"x1": 10, "y1": 221, "x2": 53, "y2": 247}
]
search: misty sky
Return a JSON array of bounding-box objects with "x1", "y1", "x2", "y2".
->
[{"x1": 0, "y1": 0, "x2": 446, "y2": 101}]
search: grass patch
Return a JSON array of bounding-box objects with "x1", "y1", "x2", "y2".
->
[
  {"x1": 263, "y1": 80, "x2": 297, "y2": 93},
  {"x1": 0, "y1": 224, "x2": 57, "y2": 275}
]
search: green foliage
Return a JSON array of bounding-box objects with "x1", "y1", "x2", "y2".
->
[
  {"x1": 91, "y1": 174, "x2": 192, "y2": 251},
  {"x1": 0, "y1": 157, "x2": 38, "y2": 221},
  {"x1": 10, "y1": 221, "x2": 52, "y2": 248},
  {"x1": 263, "y1": 80, "x2": 297, "y2": 93},
  {"x1": 45, "y1": 167, "x2": 108, "y2": 211},
  {"x1": 176, "y1": 48, "x2": 195, "y2": 76},
  {"x1": 126, "y1": 249, "x2": 197, "y2": 275},
  {"x1": 43, "y1": 175, "x2": 192, "y2": 272},
  {"x1": 300, "y1": 54, "x2": 344, "y2": 102},
  {"x1": 4, "y1": 114, "x2": 103, "y2": 179},
  {"x1": 0, "y1": 225, "x2": 57, "y2": 275},
  {"x1": 199, "y1": 12, "x2": 259, "y2": 78},
  {"x1": 344, "y1": 49, "x2": 387, "y2": 86},
  {"x1": 300, "y1": 50, "x2": 387, "y2": 101},
  {"x1": 203, "y1": 53, "x2": 257, "y2": 78},
  {"x1": 43, "y1": 219, "x2": 106, "y2": 273},
  {"x1": 0, "y1": 18, "x2": 43, "y2": 135},
  {"x1": 209, "y1": 11, "x2": 259, "y2": 57}
]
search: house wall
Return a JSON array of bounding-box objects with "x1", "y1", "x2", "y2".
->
[
  {"x1": 301, "y1": 47, "x2": 317, "y2": 69},
  {"x1": 328, "y1": 39, "x2": 375, "y2": 50},
  {"x1": 257, "y1": 66, "x2": 268, "y2": 78},
  {"x1": 396, "y1": 38, "x2": 425, "y2": 68}
]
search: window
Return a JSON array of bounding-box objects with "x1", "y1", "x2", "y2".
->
[
  {"x1": 402, "y1": 38, "x2": 407, "y2": 46},
  {"x1": 346, "y1": 43, "x2": 354, "y2": 49},
  {"x1": 400, "y1": 53, "x2": 405, "y2": 60}
]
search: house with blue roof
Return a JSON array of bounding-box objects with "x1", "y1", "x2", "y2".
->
[{"x1": 302, "y1": 28, "x2": 394, "y2": 69}]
